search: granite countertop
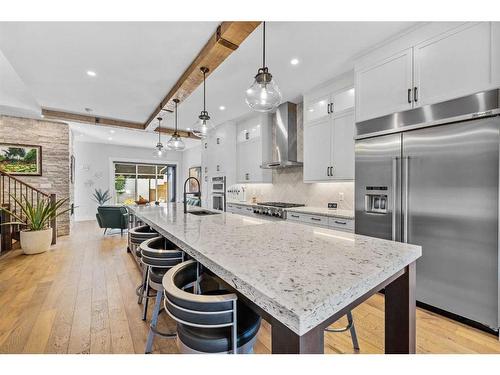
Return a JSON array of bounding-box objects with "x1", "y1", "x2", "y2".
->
[
  {"x1": 129, "y1": 204, "x2": 421, "y2": 335},
  {"x1": 227, "y1": 201, "x2": 355, "y2": 220}
]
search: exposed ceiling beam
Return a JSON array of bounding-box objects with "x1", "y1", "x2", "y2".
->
[
  {"x1": 144, "y1": 21, "x2": 261, "y2": 130},
  {"x1": 154, "y1": 126, "x2": 199, "y2": 140},
  {"x1": 41, "y1": 108, "x2": 144, "y2": 130}
]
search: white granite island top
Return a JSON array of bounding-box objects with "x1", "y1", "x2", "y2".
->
[{"x1": 129, "y1": 204, "x2": 421, "y2": 336}]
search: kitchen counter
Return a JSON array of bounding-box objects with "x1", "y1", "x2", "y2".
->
[{"x1": 129, "y1": 204, "x2": 421, "y2": 353}]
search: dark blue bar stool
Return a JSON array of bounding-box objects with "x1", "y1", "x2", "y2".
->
[{"x1": 163, "y1": 260, "x2": 261, "y2": 354}]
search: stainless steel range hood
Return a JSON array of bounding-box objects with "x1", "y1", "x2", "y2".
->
[{"x1": 260, "y1": 102, "x2": 303, "y2": 169}]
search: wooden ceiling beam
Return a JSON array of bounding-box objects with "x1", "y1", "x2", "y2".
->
[
  {"x1": 154, "y1": 126, "x2": 199, "y2": 140},
  {"x1": 41, "y1": 108, "x2": 144, "y2": 130},
  {"x1": 144, "y1": 21, "x2": 261, "y2": 129}
]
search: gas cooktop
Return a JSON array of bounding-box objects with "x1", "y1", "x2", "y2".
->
[{"x1": 257, "y1": 202, "x2": 305, "y2": 208}]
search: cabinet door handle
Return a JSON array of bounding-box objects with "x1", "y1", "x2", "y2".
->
[
  {"x1": 407, "y1": 88, "x2": 412, "y2": 104},
  {"x1": 330, "y1": 102, "x2": 334, "y2": 113},
  {"x1": 327, "y1": 103, "x2": 331, "y2": 114},
  {"x1": 290, "y1": 214, "x2": 299, "y2": 218},
  {"x1": 414, "y1": 87, "x2": 418, "y2": 102},
  {"x1": 326, "y1": 166, "x2": 330, "y2": 176},
  {"x1": 311, "y1": 217, "x2": 321, "y2": 221},
  {"x1": 334, "y1": 220, "x2": 347, "y2": 225}
]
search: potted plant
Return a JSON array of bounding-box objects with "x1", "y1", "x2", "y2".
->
[
  {"x1": 92, "y1": 188, "x2": 111, "y2": 206},
  {"x1": 115, "y1": 175, "x2": 126, "y2": 196},
  {"x1": 0, "y1": 194, "x2": 70, "y2": 254}
]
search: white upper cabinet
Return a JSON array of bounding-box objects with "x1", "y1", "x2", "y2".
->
[
  {"x1": 236, "y1": 113, "x2": 272, "y2": 183},
  {"x1": 355, "y1": 48, "x2": 413, "y2": 122},
  {"x1": 303, "y1": 75, "x2": 355, "y2": 183},
  {"x1": 413, "y1": 22, "x2": 493, "y2": 107},
  {"x1": 303, "y1": 118, "x2": 331, "y2": 181},
  {"x1": 304, "y1": 92, "x2": 331, "y2": 124},
  {"x1": 331, "y1": 111, "x2": 355, "y2": 180},
  {"x1": 355, "y1": 22, "x2": 499, "y2": 122},
  {"x1": 493, "y1": 22, "x2": 500, "y2": 86}
]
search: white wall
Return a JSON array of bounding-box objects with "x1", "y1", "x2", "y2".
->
[
  {"x1": 181, "y1": 144, "x2": 202, "y2": 184},
  {"x1": 73, "y1": 141, "x2": 183, "y2": 221}
]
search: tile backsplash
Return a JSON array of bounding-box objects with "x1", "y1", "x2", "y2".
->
[{"x1": 237, "y1": 167, "x2": 354, "y2": 210}]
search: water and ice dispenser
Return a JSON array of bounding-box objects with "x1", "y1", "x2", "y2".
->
[{"x1": 365, "y1": 186, "x2": 388, "y2": 214}]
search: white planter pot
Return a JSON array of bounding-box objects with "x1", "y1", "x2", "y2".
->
[{"x1": 20, "y1": 228, "x2": 53, "y2": 255}]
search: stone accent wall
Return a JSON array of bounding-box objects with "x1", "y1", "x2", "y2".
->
[{"x1": 0, "y1": 115, "x2": 70, "y2": 236}]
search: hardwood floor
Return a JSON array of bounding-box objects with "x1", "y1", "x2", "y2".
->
[{"x1": 0, "y1": 220, "x2": 499, "y2": 354}]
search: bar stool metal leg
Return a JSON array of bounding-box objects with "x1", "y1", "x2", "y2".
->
[
  {"x1": 142, "y1": 269, "x2": 151, "y2": 321},
  {"x1": 137, "y1": 267, "x2": 149, "y2": 305},
  {"x1": 145, "y1": 291, "x2": 162, "y2": 354},
  {"x1": 347, "y1": 311, "x2": 359, "y2": 350},
  {"x1": 325, "y1": 311, "x2": 360, "y2": 351}
]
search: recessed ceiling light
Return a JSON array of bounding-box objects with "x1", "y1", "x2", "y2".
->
[
  {"x1": 109, "y1": 129, "x2": 115, "y2": 134},
  {"x1": 219, "y1": 106, "x2": 226, "y2": 111},
  {"x1": 186, "y1": 127, "x2": 191, "y2": 131},
  {"x1": 87, "y1": 70, "x2": 97, "y2": 77},
  {"x1": 108, "y1": 137, "x2": 113, "y2": 141},
  {"x1": 290, "y1": 58, "x2": 299, "y2": 65}
]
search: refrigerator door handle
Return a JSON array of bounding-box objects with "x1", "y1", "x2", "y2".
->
[
  {"x1": 403, "y1": 156, "x2": 409, "y2": 243},
  {"x1": 392, "y1": 157, "x2": 398, "y2": 241}
]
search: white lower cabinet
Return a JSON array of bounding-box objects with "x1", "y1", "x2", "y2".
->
[{"x1": 286, "y1": 212, "x2": 354, "y2": 232}]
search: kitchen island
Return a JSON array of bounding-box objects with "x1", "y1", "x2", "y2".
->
[{"x1": 129, "y1": 204, "x2": 421, "y2": 354}]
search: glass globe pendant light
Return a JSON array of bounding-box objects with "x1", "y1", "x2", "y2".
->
[
  {"x1": 245, "y1": 21, "x2": 282, "y2": 112},
  {"x1": 153, "y1": 116, "x2": 165, "y2": 157},
  {"x1": 166, "y1": 99, "x2": 185, "y2": 151},
  {"x1": 192, "y1": 66, "x2": 214, "y2": 139}
]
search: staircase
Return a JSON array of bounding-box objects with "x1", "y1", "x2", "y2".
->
[{"x1": 0, "y1": 170, "x2": 57, "y2": 253}]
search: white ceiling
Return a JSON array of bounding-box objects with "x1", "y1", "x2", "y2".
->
[
  {"x1": 0, "y1": 21, "x2": 419, "y2": 148},
  {"x1": 0, "y1": 22, "x2": 219, "y2": 122}
]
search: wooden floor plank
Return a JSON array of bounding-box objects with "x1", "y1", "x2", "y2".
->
[{"x1": 0, "y1": 220, "x2": 499, "y2": 354}]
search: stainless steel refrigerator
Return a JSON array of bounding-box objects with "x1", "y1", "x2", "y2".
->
[{"x1": 355, "y1": 89, "x2": 500, "y2": 330}]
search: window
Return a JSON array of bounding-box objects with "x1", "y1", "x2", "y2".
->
[{"x1": 113, "y1": 162, "x2": 176, "y2": 204}]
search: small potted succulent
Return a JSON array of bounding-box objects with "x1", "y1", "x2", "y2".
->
[{"x1": 0, "y1": 194, "x2": 71, "y2": 254}]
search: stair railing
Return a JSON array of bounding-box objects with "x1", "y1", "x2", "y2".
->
[{"x1": 0, "y1": 170, "x2": 57, "y2": 247}]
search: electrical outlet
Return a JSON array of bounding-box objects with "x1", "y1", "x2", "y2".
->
[
  {"x1": 339, "y1": 192, "x2": 344, "y2": 201},
  {"x1": 328, "y1": 202, "x2": 338, "y2": 209}
]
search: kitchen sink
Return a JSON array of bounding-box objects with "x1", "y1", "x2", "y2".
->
[{"x1": 187, "y1": 210, "x2": 221, "y2": 216}]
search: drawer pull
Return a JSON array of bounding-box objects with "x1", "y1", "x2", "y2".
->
[
  {"x1": 334, "y1": 220, "x2": 347, "y2": 225},
  {"x1": 290, "y1": 214, "x2": 300, "y2": 218},
  {"x1": 311, "y1": 217, "x2": 322, "y2": 221}
]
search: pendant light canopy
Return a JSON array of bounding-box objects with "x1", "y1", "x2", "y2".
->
[
  {"x1": 245, "y1": 22, "x2": 282, "y2": 112},
  {"x1": 167, "y1": 99, "x2": 185, "y2": 151},
  {"x1": 153, "y1": 116, "x2": 165, "y2": 157},
  {"x1": 192, "y1": 67, "x2": 214, "y2": 139}
]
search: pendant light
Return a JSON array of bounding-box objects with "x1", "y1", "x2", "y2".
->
[
  {"x1": 245, "y1": 21, "x2": 282, "y2": 112},
  {"x1": 166, "y1": 99, "x2": 185, "y2": 151},
  {"x1": 153, "y1": 116, "x2": 165, "y2": 157},
  {"x1": 192, "y1": 66, "x2": 214, "y2": 139}
]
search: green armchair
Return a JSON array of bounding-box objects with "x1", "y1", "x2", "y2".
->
[{"x1": 96, "y1": 205, "x2": 129, "y2": 235}]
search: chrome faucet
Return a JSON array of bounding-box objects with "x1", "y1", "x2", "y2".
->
[{"x1": 183, "y1": 177, "x2": 201, "y2": 214}]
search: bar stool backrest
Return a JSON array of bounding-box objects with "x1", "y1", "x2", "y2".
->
[
  {"x1": 140, "y1": 236, "x2": 184, "y2": 268},
  {"x1": 129, "y1": 225, "x2": 157, "y2": 245},
  {"x1": 163, "y1": 260, "x2": 238, "y2": 330}
]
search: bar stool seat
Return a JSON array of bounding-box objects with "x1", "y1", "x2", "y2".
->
[{"x1": 175, "y1": 290, "x2": 261, "y2": 354}]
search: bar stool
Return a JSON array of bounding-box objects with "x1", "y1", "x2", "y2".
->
[
  {"x1": 129, "y1": 225, "x2": 158, "y2": 305},
  {"x1": 163, "y1": 260, "x2": 261, "y2": 354},
  {"x1": 141, "y1": 236, "x2": 185, "y2": 353},
  {"x1": 325, "y1": 311, "x2": 360, "y2": 351}
]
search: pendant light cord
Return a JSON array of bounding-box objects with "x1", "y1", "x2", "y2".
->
[
  {"x1": 174, "y1": 100, "x2": 178, "y2": 134},
  {"x1": 203, "y1": 70, "x2": 206, "y2": 112},
  {"x1": 262, "y1": 21, "x2": 266, "y2": 69},
  {"x1": 158, "y1": 118, "x2": 161, "y2": 143}
]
